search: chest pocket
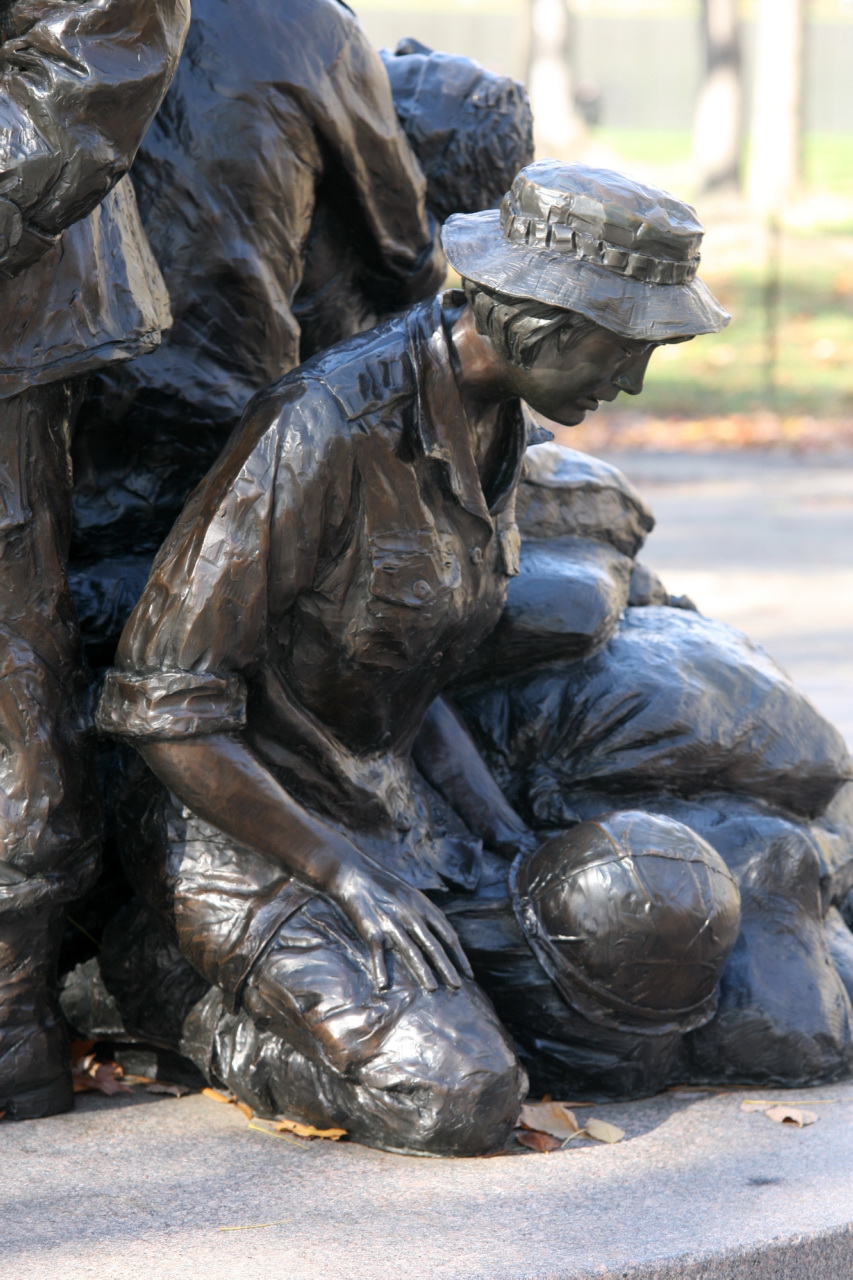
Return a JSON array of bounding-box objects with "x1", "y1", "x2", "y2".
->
[{"x1": 368, "y1": 531, "x2": 461, "y2": 608}]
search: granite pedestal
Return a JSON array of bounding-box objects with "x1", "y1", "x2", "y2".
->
[{"x1": 3, "y1": 1082, "x2": 853, "y2": 1278}]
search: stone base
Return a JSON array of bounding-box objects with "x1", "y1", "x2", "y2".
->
[{"x1": 4, "y1": 1080, "x2": 853, "y2": 1278}]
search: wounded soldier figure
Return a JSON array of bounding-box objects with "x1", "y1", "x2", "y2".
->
[{"x1": 85, "y1": 162, "x2": 853, "y2": 1156}]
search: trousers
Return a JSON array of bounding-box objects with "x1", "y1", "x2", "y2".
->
[{"x1": 0, "y1": 381, "x2": 100, "y2": 1116}]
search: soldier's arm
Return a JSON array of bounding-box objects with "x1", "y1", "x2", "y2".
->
[
  {"x1": 413, "y1": 696, "x2": 537, "y2": 858},
  {"x1": 0, "y1": 0, "x2": 190, "y2": 278},
  {"x1": 316, "y1": 10, "x2": 445, "y2": 308}
]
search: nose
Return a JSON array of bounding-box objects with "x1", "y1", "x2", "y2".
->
[{"x1": 613, "y1": 348, "x2": 654, "y2": 396}]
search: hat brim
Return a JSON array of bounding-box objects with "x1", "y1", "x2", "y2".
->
[{"x1": 442, "y1": 209, "x2": 730, "y2": 341}]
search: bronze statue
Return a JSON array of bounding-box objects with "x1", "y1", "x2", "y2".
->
[
  {"x1": 87, "y1": 162, "x2": 763, "y2": 1156},
  {"x1": 0, "y1": 0, "x2": 190, "y2": 1119},
  {"x1": 453, "y1": 442, "x2": 853, "y2": 1096},
  {"x1": 68, "y1": 5, "x2": 533, "y2": 662}
]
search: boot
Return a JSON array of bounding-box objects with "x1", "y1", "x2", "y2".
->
[{"x1": 0, "y1": 901, "x2": 74, "y2": 1119}]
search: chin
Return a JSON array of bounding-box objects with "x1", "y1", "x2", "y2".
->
[{"x1": 551, "y1": 407, "x2": 587, "y2": 427}]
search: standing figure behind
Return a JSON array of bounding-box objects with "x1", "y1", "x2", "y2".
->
[{"x1": 0, "y1": 0, "x2": 189, "y2": 1118}]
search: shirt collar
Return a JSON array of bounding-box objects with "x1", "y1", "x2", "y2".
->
[{"x1": 407, "y1": 291, "x2": 527, "y2": 526}]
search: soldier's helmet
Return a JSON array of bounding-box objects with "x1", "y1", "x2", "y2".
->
[{"x1": 510, "y1": 810, "x2": 742, "y2": 1035}]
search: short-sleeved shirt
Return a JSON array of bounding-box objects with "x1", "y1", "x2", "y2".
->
[{"x1": 98, "y1": 293, "x2": 527, "y2": 902}]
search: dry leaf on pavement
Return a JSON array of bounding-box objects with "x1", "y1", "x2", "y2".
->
[
  {"x1": 583, "y1": 1117, "x2": 625, "y2": 1144},
  {"x1": 272, "y1": 1117, "x2": 347, "y2": 1141},
  {"x1": 764, "y1": 1106, "x2": 817, "y2": 1128},
  {"x1": 740, "y1": 1100, "x2": 820, "y2": 1126},
  {"x1": 519, "y1": 1101, "x2": 582, "y2": 1140},
  {"x1": 71, "y1": 1051, "x2": 132, "y2": 1096},
  {"x1": 201, "y1": 1086, "x2": 232, "y2": 1104},
  {"x1": 200, "y1": 1086, "x2": 252, "y2": 1118},
  {"x1": 515, "y1": 1128, "x2": 563, "y2": 1153}
]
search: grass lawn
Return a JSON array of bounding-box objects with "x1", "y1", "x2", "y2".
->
[{"x1": 582, "y1": 129, "x2": 853, "y2": 423}]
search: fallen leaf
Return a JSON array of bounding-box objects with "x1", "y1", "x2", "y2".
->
[
  {"x1": 201, "y1": 1086, "x2": 234, "y2": 1104},
  {"x1": 146, "y1": 1081, "x2": 194, "y2": 1097},
  {"x1": 201, "y1": 1085, "x2": 252, "y2": 1118},
  {"x1": 71, "y1": 1053, "x2": 132, "y2": 1096},
  {"x1": 764, "y1": 1106, "x2": 817, "y2": 1128},
  {"x1": 669, "y1": 1084, "x2": 732, "y2": 1097},
  {"x1": 273, "y1": 1117, "x2": 346, "y2": 1141},
  {"x1": 246, "y1": 1121, "x2": 307, "y2": 1149},
  {"x1": 519, "y1": 1101, "x2": 581, "y2": 1140},
  {"x1": 515, "y1": 1128, "x2": 563, "y2": 1153},
  {"x1": 583, "y1": 1117, "x2": 625, "y2": 1144},
  {"x1": 0, "y1": 1109, "x2": 6, "y2": 1121}
]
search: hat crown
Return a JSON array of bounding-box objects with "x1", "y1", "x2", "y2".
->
[
  {"x1": 512, "y1": 810, "x2": 741, "y2": 1032},
  {"x1": 440, "y1": 160, "x2": 731, "y2": 339},
  {"x1": 504, "y1": 160, "x2": 704, "y2": 264}
]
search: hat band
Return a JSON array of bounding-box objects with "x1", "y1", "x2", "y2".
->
[{"x1": 499, "y1": 203, "x2": 700, "y2": 286}]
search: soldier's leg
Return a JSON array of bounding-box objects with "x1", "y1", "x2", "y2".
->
[
  {"x1": 0, "y1": 382, "x2": 100, "y2": 1118},
  {"x1": 89, "y1": 889, "x2": 526, "y2": 1157},
  {"x1": 229, "y1": 893, "x2": 525, "y2": 1156}
]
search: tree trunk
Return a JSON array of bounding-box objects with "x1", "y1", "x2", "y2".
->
[
  {"x1": 692, "y1": 0, "x2": 743, "y2": 196},
  {"x1": 747, "y1": 0, "x2": 806, "y2": 212},
  {"x1": 527, "y1": 0, "x2": 586, "y2": 161}
]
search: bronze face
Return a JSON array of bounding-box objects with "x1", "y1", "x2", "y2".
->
[{"x1": 501, "y1": 323, "x2": 660, "y2": 426}]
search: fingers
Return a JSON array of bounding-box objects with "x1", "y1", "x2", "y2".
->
[
  {"x1": 417, "y1": 901, "x2": 473, "y2": 977},
  {"x1": 384, "y1": 921, "x2": 438, "y2": 991},
  {"x1": 403, "y1": 913, "x2": 461, "y2": 990},
  {"x1": 344, "y1": 880, "x2": 474, "y2": 994}
]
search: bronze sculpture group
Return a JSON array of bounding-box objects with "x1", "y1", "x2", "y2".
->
[{"x1": 2, "y1": 0, "x2": 853, "y2": 1158}]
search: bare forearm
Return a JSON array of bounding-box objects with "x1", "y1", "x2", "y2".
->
[
  {"x1": 413, "y1": 698, "x2": 533, "y2": 856},
  {"x1": 138, "y1": 731, "x2": 472, "y2": 992},
  {"x1": 140, "y1": 733, "x2": 359, "y2": 889}
]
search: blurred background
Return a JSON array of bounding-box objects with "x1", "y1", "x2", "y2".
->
[
  {"x1": 358, "y1": 0, "x2": 853, "y2": 743},
  {"x1": 358, "y1": 0, "x2": 853, "y2": 447}
]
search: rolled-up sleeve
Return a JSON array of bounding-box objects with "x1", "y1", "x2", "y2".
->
[
  {"x1": 96, "y1": 380, "x2": 355, "y2": 742},
  {"x1": 97, "y1": 671, "x2": 248, "y2": 740},
  {"x1": 0, "y1": 0, "x2": 190, "y2": 278}
]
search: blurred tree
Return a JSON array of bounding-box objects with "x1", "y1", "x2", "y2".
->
[
  {"x1": 692, "y1": 0, "x2": 743, "y2": 196},
  {"x1": 747, "y1": 0, "x2": 806, "y2": 211},
  {"x1": 527, "y1": 0, "x2": 586, "y2": 160}
]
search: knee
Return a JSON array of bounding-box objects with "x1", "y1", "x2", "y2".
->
[{"x1": 356, "y1": 984, "x2": 527, "y2": 1157}]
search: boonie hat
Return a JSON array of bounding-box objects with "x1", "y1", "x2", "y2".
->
[
  {"x1": 510, "y1": 809, "x2": 742, "y2": 1035},
  {"x1": 442, "y1": 160, "x2": 731, "y2": 340}
]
